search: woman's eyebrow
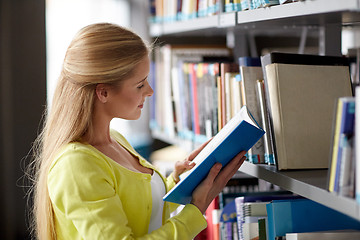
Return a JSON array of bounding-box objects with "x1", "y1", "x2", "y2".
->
[{"x1": 136, "y1": 76, "x2": 148, "y2": 84}]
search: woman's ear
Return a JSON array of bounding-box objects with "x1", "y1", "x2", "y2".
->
[{"x1": 95, "y1": 84, "x2": 109, "y2": 103}]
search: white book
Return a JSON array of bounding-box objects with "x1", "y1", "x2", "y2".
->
[
  {"x1": 286, "y1": 230, "x2": 360, "y2": 240},
  {"x1": 240, "y1": 66, "x2": 265, "y2": 164}
]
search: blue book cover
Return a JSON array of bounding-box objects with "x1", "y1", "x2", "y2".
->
[
  {"x1": 163, "y1": 106, "x2": 265, "y2": 205},
  {"x1": 333, "y1": 98, "x2": 355, "y2": 192},
  {"x1": 220, "y1": 200, "x2": 237, "y2": 223},
  {"x1": 266, "y1": 199, "x2": 360, "y2": 240},
  {"x1": 239, "y1": 56, "x2": 261, "y2": 67}
]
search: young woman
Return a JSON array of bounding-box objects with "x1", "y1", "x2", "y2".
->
[{"x1": 30, "y1": 23, "x2": 246, "y2": 240}]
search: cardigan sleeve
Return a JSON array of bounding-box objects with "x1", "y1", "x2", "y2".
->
[{"x1": 48, "y1": 147, "x2": 207, "y2": 240}]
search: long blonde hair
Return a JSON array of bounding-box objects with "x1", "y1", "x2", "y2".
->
[{"x1": 29, "y1": 23, "x2": 150, "y2": 240}]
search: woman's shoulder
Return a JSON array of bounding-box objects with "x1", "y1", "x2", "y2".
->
[
  {"x1": 49, "y1": 142, "x2": 111, "y2": 174},
  {"x1": 56, "y1": 141, "x2": 99, "y2": 159}
]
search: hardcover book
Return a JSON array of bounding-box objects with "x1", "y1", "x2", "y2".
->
[
  {"x1": 163, "y1": 106, "x2": 265, "y2": 205},
  {"x1": 265, "y1": 63, "x2": 352, "y2": 170},
  {"x1": 260, "y1": 52, "x2": 351, "y2": 169},
  {"x1": 239, "y1": 66, "x2": 265, "y2": 164},
  {"x1": 266, "y1": 199, "x2": 360, "y2": 240},
  {"x1": 328, "y1": 97, "x2": 355, "y2": 193}
]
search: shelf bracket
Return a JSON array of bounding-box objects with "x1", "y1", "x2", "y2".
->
[
  {"x1": 319, "y1": 23, "x2": 342, "y2": 56},
  {"x1": 298, "y1": 27, "x2": 308, "y2": 54},
  {"x1": 228, "y1": 29, "x2": 249, "y2": 62}
]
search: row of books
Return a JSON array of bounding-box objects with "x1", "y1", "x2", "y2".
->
[
  {"x1": 327, "y1": 86, "x2": 360, "y2": 205},
  {"x1": 226, "y1": 194, "x2": 360, "y2": 240},
  {"x1": 199, "y1": 175, "x2": 285, "y2": 240},
  {"x1": 199, "y1": 191, "x2": 360, "y2": 240},
  {"x1": 149, "y1": 0, "x2": 301, "y2": 23},
  {"x1": 149, "y1": 0, "x2": 220, "y2": 23},
  {"x1": 149, "y1": 44, "x2": 271, "y2": 165},
  {"x1": 328, "y1": 97, "x2": 356, "y2": 198},
  {"x1": 149, "y1": 44, "x2": 353, "y2": 171}
]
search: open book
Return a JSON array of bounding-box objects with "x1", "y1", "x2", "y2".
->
[{"x1": 163, "y1": 106, "x2": 265, "y2": 205}]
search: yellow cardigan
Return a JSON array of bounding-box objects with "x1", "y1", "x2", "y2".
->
[{"x1": 48, "y1": 130, "x2": 207, "y2": 240}]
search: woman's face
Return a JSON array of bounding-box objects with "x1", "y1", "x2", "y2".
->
[{"x1": 104, "y1": 55, "x2": 153, "y2": 120}]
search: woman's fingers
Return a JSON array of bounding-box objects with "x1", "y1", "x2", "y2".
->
[
  {"x1": 204, "y1": 162, "x2": 222, "y2": 185},
  {"x1": 191, "y1": 162, "x2": 222, "y2": 213},
  {"x1": 214, "y1": 151, "x2": 247, "y2": 186},
  {"x1": 191, "y1": 151, "x2": 247, "y2": 214}
]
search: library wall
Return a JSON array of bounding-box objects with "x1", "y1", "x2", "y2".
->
[{"x1": 0, "y1": 0, "x2": 46, "y2": 239}]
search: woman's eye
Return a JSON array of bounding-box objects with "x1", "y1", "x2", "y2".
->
[{"x1": 137, "y1": 84, "x2": 144, "y2": 89}]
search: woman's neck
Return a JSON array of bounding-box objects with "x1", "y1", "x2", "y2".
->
[{"x1": 83, "y1": 104, "x2": 113, "y2": 146}]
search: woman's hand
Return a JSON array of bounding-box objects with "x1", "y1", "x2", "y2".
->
[
  {"x1": 172, "y1": 138, "x2": 212, "y2": 183},
  {"x1": 190, "y1": 151, "x2": 247, "y2": 214}
]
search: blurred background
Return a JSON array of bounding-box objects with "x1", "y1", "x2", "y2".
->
[
  {"x1": 0, "y1": 0, "x2": 153, "y2": 239},
  {"x1": 3, "y1": 1, "x2": 360, "y2": 239}
]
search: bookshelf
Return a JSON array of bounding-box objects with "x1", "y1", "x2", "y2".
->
[
  {"x1": 239, "y1": 162, "x2": 360, "y2": 221},
  {"x1": 236, "y1": 0, "x2": 360, "y2": 27},
  {"x1": 149, "y1": 0, "x2": 360, "y2": 222},
  {"x1": 150, "y1": 0, "x2": 360, "y2": 37}
]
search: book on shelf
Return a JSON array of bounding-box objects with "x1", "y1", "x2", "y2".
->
[
  {"x1": 244, "y1": 202, "x2": 268, "y2": 217},
  {"x1": 260, "y1": 52, "x2": 350, "y2": 116},
  {"x1": 184, "y1": 62, "x2": 220, "y2": 142},
  {"x1": 219, "y1": 199, "x2": 237, "y2": 240},
  {"x1": 256, "y1": 79, "x2": 275, "y2": 165},
  {"x1": 286, "y1": 230, "x2": 360, "y2": 240},
  {"x1": 235, "y1": 193, "x2": 302, "y2": 240},
  {"x1": 151, "y1": 0, "x2": 223, "y2": 22},
  {"x1": 163, "y1": 105, "x2": 265, "y2": 205},
  {"x1": 266, "y1": 198, "x2": 360, "y2": 240},
  {"x1": 253, "y1": 0, "x2": 279, "y2": 9},
  {"x1": 238, "y1": 56, "x2": 274, "y2": 165},
  {"x1": 337, "y1": 133, "x2": 355, "y2": 197},
  {"x1": 239, "y1": 65, "x2": 265, "y2": 164},
  {"x1": 356, "y1": 86, "x2": 360, "y2": 205},
  {"x1": 219, "y1": 62, "x2": 239, "y2": 129},
  {"x1": 231, "y1": 74, "x2": 243, "y2": 122},
  {"x1": 247, "y1": 56, "x2": 272, "y2": 166},
  {"x1": 151, "y1": 44, "x2": 230, "y2": 140},
  {"x1": 260, "y1": 52, "x2": 352, "y2": 170},
  {"x1": 188, "y1": 63, "x2": 201, "y2": 139},
  {"x1": 202, "y1": 63, "x2": 220, "y2": 138},
  {"x1": 258, "y1": 218, "x2": 267, "y2": 240},
  {"x1": 225, "y1": 72, "x2": 238, "y2": 123},
  {"x1": 328, "y1": 97, "x2": 355, "y2": 195},
  {"x1": 242, "y1": 202, "x2": 268, "y2": 240},
  {"x1": 224, "y1": 0, "x2": 242, "y2": 13},
  {"x1": 263, "y1": 62, "x2": 352, "y2": 170},
  {"x1": 239, "y1": 56, "x2": 261, "y2": 67},
  {"x1": 204, "y1": 197, "x2": 220, "y2": 240}
]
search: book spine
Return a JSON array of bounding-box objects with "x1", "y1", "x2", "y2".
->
[
  {"x1": 329, "y1": 98, "x2": 355, "y2": 193},
  {"x1": 328, "y1": 98, "x2": 344, "y2": 192},
  {"x1": 256, "y1": 80, "x2": 275, "y2": 165},
  {"x1": 356, "y1": 86, "x2": 360, "y2": 204},
  {"x1": 338, "y1": 134, "x2": 354, "y2": 197},
  {"x1": 240, "y1": 66, "x2": 265, "y2": 164},
  {"x1": 264, "y1": 64, "x2": 284, "y2": 169}
]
